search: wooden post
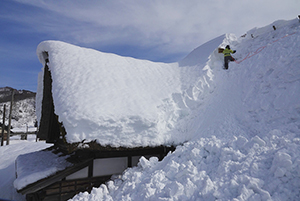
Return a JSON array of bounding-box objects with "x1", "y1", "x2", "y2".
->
[
  {"x1": 6, "y1": 90, "x2": 14, "y2": 145},
  {"x1": 1, "y1": 104, "x2": 6, "y2": 146},
  {"x1": 25, "y1": 124, "x2": 28, "y2": 140}
]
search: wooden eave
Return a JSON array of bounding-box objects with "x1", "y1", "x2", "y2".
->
[
  {"x1": 17, "y1": 158, "x2": 92, "y2": 195},
  {"x1": 17, "y1": 145, "x2": 176, "y2": 195}
]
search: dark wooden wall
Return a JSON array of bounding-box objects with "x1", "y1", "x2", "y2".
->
[{"x1": 38, "y1": 61, "x2": 61, "y2": 143}]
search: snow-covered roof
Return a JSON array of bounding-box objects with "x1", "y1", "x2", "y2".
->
[
  {"x1": 14, "y1": 148, "x2": 71, "y2": 191},
  {"x1": 36, "y1": 40, "x2": 220, "y2": 147}
]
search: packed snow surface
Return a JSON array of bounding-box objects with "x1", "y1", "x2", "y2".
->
[{"x1": 70, "y1": 19, "x2": 300, "y2": 200}]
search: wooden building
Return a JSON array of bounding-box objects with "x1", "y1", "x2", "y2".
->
[
  {"x1": 15, "y1": 41, "x2": 178, "y2": 201},
  {"x1": 17, "y1": 145, "x2": 174, "y2": 201}
]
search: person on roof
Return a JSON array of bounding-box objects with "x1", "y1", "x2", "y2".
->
[{"x1": 223, "y1": 45, "x2": 236, "y2": 70}]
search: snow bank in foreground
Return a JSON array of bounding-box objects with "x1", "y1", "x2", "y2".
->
[{"x1": 72, "y1": 133, "x2": 300, "y2": 201}]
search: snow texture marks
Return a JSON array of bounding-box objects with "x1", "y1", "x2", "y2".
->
[{"x1": 236, "y1": 19, "x2": 300, "y2": 136}]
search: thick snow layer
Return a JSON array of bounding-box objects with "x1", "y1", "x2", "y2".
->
[
  {"x1": 70, "y1": 18, "x2": 300, "y2": 200},
  {"x1": 37, "y1": 42, "x2": 184, "y2": 147},
  {"x1": 36, "y1": 36, "x2": 222, "y2": 147},
  {"x1": 14, "y1": 149, "x2": 71, "y2": 190}
]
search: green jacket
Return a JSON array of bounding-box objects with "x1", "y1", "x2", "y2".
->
[{"x1": 223, "y1": 48, "x2": 234, "y2": 57}]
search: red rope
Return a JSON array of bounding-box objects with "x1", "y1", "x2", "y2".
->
[{"x1": 234, "y1": 32, "x2": 296, "y2": 64}]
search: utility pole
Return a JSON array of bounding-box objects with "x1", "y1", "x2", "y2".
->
[
  {"x1": 1, "y1": 104, "x2": 6, "y2": 146},
  {"x1": 6, "y1": 90, "x2": 14, "y2": 145}
]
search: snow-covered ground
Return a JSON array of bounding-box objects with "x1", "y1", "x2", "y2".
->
[
  {"x1": 0, "y1": 136, "x2": 51, "y2": 200},
  {"x1": 0, "y1": 18, "x2": 299, "y2": 200}
]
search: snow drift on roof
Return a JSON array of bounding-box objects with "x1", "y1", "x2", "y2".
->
[{"x1": 14, "y1": 148, "x2": 71, "y2": 190}]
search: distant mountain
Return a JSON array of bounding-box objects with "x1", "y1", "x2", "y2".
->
[
  {"x1": 0, "y1": 87, "x2": 36, "y2": 103},
  {"x1": 0, "y1": 87, "x2": 36, "y2": 129}
]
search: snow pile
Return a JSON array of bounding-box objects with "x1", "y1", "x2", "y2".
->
[
  {"x1": 73, "y1": 134, "x2": 300, "y2": 201},
  {"x1": 14, "y1": 149, "x2": 71, "y2": 190},
  {"x1": 70, "y1": 18, "x2": 300, "y2": 200}
]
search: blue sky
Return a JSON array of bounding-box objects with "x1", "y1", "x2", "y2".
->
[{"x1": 0, "y1": 0, "x2": 299, "y2": 92}]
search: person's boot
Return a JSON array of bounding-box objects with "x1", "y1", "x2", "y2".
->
[{"x1": 224, "y1": 63, "x2": 228, "y2": 70}]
